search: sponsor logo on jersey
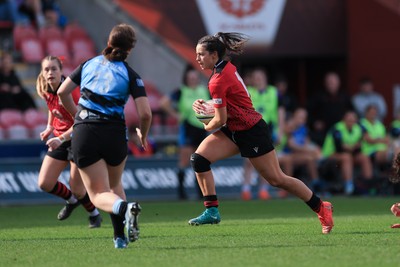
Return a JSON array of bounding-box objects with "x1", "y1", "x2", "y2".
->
[
  {"x1": 213, "y1": 98, "x2": 223, "y2": 104},
  {"x1": 136, "y1": 78, "x2": 145, "y2": 87}
]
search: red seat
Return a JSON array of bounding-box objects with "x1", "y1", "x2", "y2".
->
[
  {"x1": 23, "y1": 109, "x2": 48, "y2": 129},
  {"x1": 64, "y1": 23, "x2": 89, "y2": 44},
  {"x1": 45, "y1": 38, "x2": 70, "y2": 58},
  {"x1": 0, "y1": 109, "x2": 24, "y2": 128},
  {"x1": 39, "y1": 25, "x2": 64, "y2": 47},
  {"x1": 20, "y1": 38, "x2": 45, "y2": 64},
  {"x1": 144, "y1": 81, "x2": 163, "y2": 111},
  {"x1": 13, "y1": 24, "x2": 37, "y2": 51},
  {"x1": 71, "y1": 37, "x2": 96, "y2": 65}
]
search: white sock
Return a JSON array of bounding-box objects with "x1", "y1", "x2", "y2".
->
[
  {"x1": 112, "y1": 198, "x2": 124, "y2": 215},
  {"x1": 89, "y1": 209, "x2": 100, "y2": 217},
  {"x1": 67, "y1": 195, "x2": 78, "y2": 204}
]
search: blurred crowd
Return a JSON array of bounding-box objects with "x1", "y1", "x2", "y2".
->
[
  {"x1": 239, "y1": 69, "x2": 397, "y2": 198},
  {"x1": 0, "y1": 0, "x2": 67, "y2": 29}
]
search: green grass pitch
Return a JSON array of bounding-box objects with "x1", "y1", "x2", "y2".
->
[{"x1": 1, "y1": 197, "x2": 400, "y2": 267}]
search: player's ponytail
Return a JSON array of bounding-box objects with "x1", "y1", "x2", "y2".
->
[
  {"x1": 103, "y1": 24, "x2": 136, "y2": 61},
  {"x1": 198, "y1": 32, "x2": 249, "y2": 60}
]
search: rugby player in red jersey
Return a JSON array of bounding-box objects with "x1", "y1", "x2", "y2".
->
[
  {"x1": 36, "y1": 56, "x2": 102, "y2": 228},
  {"x1": 188, "y1": 32, "x2": 333, "y2": 234}
]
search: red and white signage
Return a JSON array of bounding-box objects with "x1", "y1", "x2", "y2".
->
[{"x1": 196, "y1": 0, "x2": 286, "y2": 46}]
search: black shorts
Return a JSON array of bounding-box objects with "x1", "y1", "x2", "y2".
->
[
  {"x1": 178, "y1": 121, "x2": 208, "y2": 147},
  {"x1": 47, "y1": 140, "x2": 72, "y2": 161},
  {"x1": 220, "y1": 119, "x2": 274, "y2": 158},
  {"x1": 72, "y1": 122, "x2": 128, "y2": 168}
]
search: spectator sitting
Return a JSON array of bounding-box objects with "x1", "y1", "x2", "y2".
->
[
  {"x1": 307, "y1": 71, "x2": 353, "y2": 147},
  {"x1": 352, "y1": 77, "x2": 387, "y2": 121},
  {"x1": 390, "y1": 109, "x2": 400, "y2": 159},
  {"x1": 41, "y1": 0, "x2": 67, "y2": 27},
  {"x1": 284, "y1": 107, "x2": 324, "y2": 193},
  {"x1": 360, "y1": 105, "x2": 390, "y2": 168},
  {"x1": 322, "y1": 110, "x2": 373, "y2": 195},
  {"x1": 16, "y1": 0, "x2": 46, "y2": 27},
  {"x1": 0, "y1": 52, "x2": 37, "y2": 111}
]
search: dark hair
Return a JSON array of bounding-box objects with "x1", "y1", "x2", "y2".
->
[
  {"x1": 359, "y1": 76, "x2": 372, "y2": 85},
  {"x1": 182, "y1": 64, "x2": 195, "y2": 85},
  {"x1": 197, "y1": 32, "x2": 249, "y2": 60},
  {"x1": 102, "y1": 24, "x2": 137, "y2": 61}
]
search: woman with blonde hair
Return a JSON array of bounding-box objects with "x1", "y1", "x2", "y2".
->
[{"x1": 36, "y1": 55, "x2": 102, "y2": 228}]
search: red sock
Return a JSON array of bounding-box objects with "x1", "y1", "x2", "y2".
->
[
  {"x1": 49, "y1": 181, "x2": 72, "y2": 200},
  {"x1": 79, "y1": 193, "x2": 96, "y2": 212}
]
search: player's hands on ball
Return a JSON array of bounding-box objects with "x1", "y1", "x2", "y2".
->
[{"x1": 192, "y1": 99, "x2": 207, "y2": 114}]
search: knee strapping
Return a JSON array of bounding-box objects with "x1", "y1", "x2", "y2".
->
[{"x1": 190, "y1": 153, "x2": 211, "y2": 173}]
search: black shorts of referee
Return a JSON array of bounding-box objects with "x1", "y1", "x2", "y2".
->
[{"x1": 72, "y1": 123, "x2": 128, "y2": 168}]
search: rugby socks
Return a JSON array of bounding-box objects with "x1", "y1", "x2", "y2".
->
[
  {"x1": 306, "y1": 193, "x2": 323, "y2": 213},
  {"x1": 110, "y1": 214, "x2": 125, "y2": 239},
  {"x1": 49, "y1": 181, "x2": 77, "y2": 203},
  {"x1": 79, "y1": 193, "x2": 99, "y2": 216},
  {"x1": 111, "y1": 199, "x2": 129, "y2": 239},
  {"x1": 112, "y1": 198, "x2": 128, "y2": 218},
  {"x1": 204, "y1": 195, "x2": 219, "y2": 208}
]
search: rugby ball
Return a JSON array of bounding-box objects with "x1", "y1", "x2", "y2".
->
[{"x1": 195, "y1": 100, "x2": 215, "y2": 124}]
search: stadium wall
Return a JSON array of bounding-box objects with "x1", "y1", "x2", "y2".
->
[{"x1": 0, "y1": 156, "x2": 245, "y2": 206}]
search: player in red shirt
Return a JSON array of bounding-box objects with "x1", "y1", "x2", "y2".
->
[
  {"x1": 36, "y1": 56, "x2": 102, "y2": 228},
  {"x1": 189, "y1": 32, "x2": 334, "y2": 234}
]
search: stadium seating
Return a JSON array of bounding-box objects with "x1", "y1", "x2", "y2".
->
[
  {"x1": 124, "y1": 96, "x2": 140, "y2": 128},
  {"x1": 7, "y1": 124, "x2": 30, "y2": 140},
  {"x1": 13, "y1": 24, "x2": 37, "y2": 51},
  {"x1": 45, "y1": 38, "x2": 70, "y2": 58},
  {"x1": 20, "y1": 38, "x2": 45, "y2": 64},
  {"x1": 70, "y1": 37, "x2": 96, "y2": 65},
  {"x1": 0, "y1": 109, "x2": 24, "y2": 127},
  {"x1": 0, "y1": 109, "x2": 31, "y2": 139},
  {"x1": 38, "y1": 25, "x2": 64, "y2": 46},
  {"x1": 23, "y1": 108, "x2": 48, "y2": 129},
  {"x1": 64, "y1": 23, "x2": 89, "y2": 42}
]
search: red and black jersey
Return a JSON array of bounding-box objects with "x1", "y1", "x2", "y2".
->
[
  {"x1": 45, "y1": 86, "x2": 80, "y2": 137},
  {"x1": 209, "y1": 61, "x2": 262, "y2": 131}
]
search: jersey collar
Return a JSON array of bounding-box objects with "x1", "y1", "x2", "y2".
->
[{"x1": 213, "y1": 60, "x2": 228, "y2": 74}]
